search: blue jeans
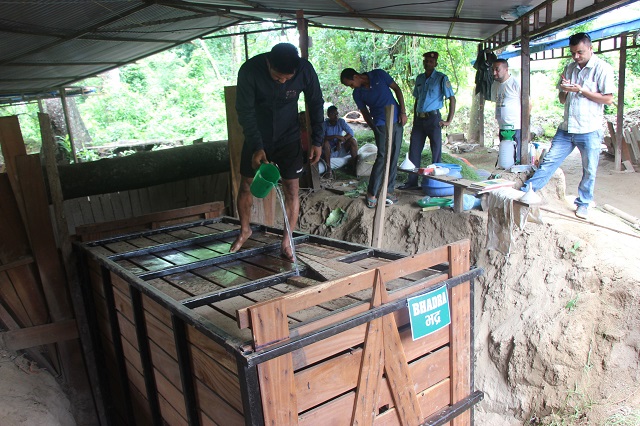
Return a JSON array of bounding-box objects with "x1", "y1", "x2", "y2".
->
[
  {"x1": 522, "y1": 128, "x2": 602, "y2": 207},
  {"x1": 369, "y1": 123, "x2": 403, "y2": 197}
]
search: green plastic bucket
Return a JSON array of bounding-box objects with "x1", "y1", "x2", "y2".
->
[{"x1": 250, "y1": 163, "x2": 280, "y2": 198}]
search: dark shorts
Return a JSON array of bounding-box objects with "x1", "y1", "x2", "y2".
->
[{"x1": 240, "y1": 140, "x2": 304, "y2": 180}]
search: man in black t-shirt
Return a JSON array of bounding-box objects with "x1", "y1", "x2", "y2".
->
[{"x1": 231, "y1": 43, "x2": 324, "y2": 260}]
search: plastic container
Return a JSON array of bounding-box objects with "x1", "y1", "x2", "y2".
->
[
  {"x1": 527, "y1": 143, "x2": 537, "y2": 166},
  {"x1": 498, "y1": 139, "x2": 516, "y2": 169},
  {"x1": 422, "y1": 163, "x2": 463, "y2": 196},
  {"x1": 250, "y1": 163, "x2": 280, "y2": 198}
]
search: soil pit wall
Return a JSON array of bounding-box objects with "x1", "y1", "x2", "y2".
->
[{"x1": 298, "y1": 173, "x2": 640, "y2": 425}]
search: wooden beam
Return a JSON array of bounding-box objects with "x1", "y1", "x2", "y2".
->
[
  {"x1": 449, "y1": 240, "x2": 471, "y2": 426},
  {"x1": 521, "y1": 36, "x2": 531, "y2": 165},
  {"x1": 0, "y1": 319, "x2": 78, "y2": 350},
  {"x1": 0, "y1": 302, "x2": 58, "y2": 374},
  {"x1": 371, "y1": 105, "x2": 394, "y2": 248},
  {"x1": 615, "y1": 32, "x2": 628, "y2": 171},
  {"x1": 0, "y1": 116, "x2": 28, "y2": 224}
]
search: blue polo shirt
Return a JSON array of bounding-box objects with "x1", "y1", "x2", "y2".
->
[
  {"x1": 413, "y1": 70, "x2": 455, "y2": 113},
  {"x1": 353, "y1": 69, "x2": 399, "y2": 126}
]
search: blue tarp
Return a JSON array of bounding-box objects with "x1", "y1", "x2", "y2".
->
[{"x1": 497, "y1": 17, "x2": 640, "y2": 60}]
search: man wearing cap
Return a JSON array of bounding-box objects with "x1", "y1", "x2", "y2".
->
[
  {"x1": 399, "y1": 51, "x2": 456, "y2": 190},
  {"x1": 491, "y1": 59, "x2": 522, "y2": 162},
  {"x1": 231, "y1": 43, "x2": 324, "y2": 259}
]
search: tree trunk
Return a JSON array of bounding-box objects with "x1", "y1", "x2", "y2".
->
[
  {"x1": 57, "y1": 141, "x2": 229, "y2": 200},
  {"x1": 468, "y1": 91, "x2": 485, "y2": 146}
]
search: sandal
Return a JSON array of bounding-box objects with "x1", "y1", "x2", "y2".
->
[
  {"x1": 366, "y1": 196, "x2": 377, "y2": 209},
  {"x1": 386, "y1": 194, "x2": 398, "y2": 205}
]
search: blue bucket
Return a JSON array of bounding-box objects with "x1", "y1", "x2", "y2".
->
[{"x1": 422, "y1": 163, "x2": 463, "y2": 196}]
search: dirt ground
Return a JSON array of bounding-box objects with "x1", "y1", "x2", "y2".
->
[
  {"x1": 295, "y1": 146, "x2": 640, "y2": 425},
  {"x1": 1, "y1": 146, "x2": 638, "y2": 425}
]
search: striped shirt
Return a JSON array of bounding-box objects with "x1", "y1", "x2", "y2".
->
[{"x1": 559, "y1": 54, "x2": 615, "y2": 134}]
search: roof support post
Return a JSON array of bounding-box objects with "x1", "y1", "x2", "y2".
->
[
  {"x1": 243, "y1": 33, "x2": 249, "y2": 62},
  {"x1": 521, "y1": 36, "x2": 531, "y2": 164},
  {"x1": 59, "y1": 87, "x2": 78, "y2": 163},
  {"x1": 296, "y1": 10, "x2": 309, "y2": 59},
  {"x1": 615, "y1": 32, "x2": 627, "y2": 171}
]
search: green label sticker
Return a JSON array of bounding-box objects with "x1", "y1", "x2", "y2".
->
[{"x1": 407, "y1": 285, "x2": 451, "y2": 340}]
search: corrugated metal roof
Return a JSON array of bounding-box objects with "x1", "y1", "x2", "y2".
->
[{"x1": 0, "y1": 0, "x2": 630, "y2": 102}]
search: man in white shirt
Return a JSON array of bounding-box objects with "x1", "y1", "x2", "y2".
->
[
  {"x1": 522, "y1": 32, "x2": 615, "y2": 220},
  {"x1": 491, "y1": 59, "x2": 521, "y2": 162}
]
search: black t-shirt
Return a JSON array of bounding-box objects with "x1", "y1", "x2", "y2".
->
[{"x1": 235, "y1": 52, "x2": 324, "y2": 152}]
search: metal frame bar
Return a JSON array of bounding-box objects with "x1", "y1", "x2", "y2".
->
[
  {"x1": 484, "y1": 0, "x2": 633, "y2": 49},
  {"x1": 108, "y1": 226, "x2": 260, "y2": 261},
  {"x1": 172, "y1": 314, "x2": 200, "y2": 426},
  {"x1": 422, "y1": 390, "x2": 485, "y2": 426},
  {"x1": 86, "y1": 216, "x2": 234, "y2": 246},
  {"x1": 137, "y1": 235, "x2": 309, "y2": 280},
  {"x1": 237, "y1": 360, "x2": 265, "y2": 426},
  {"x1": 182, "y1": 269, "x2": 307, "y2": 308},
  {"x1": 129, "y1": 286, "x2": 163, "y2": 425},
  {"x1": 243, "y1": 268, "x2": 483, "y2": 368}
]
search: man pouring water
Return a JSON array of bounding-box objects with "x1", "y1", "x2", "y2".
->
[{"x1": 231, "y1": 43, "x2": 325, "y2": 260}]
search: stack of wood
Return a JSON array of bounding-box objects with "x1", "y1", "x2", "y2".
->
[
  {"x1": 605, "y1": 122, "x2": 640, "y2": 170},
  {"x1": 0, "y1": 115, "x2": 98, "y2": 422}
]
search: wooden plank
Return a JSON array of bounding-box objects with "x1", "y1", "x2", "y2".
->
[
  {"x1": 608, "y1": 121, "x2": 632, "y2": 164},
  {"x1": 351, "y1": 275, "x2": 384, "y2": 426},
  {"x1": 371, "y1": 105, "x2": 394, "y2": 248},
  {"x1": 250, "y1": 299, "x2": 298, "y2": 425},
  {"x1": 623, "y1": 129, "x2": 638, "y2": 163},
  {"x1": 0, "y1": 256, "x2": 34, "y2": 273},
  {"x1": 129, "y1": 189, "x2": 143, "y2": 217},
  {"x1": 629, "y1": 126, "x2": 640, "y2": 161},
  {"x1": 0, "y1": 319, "x2": 78, "y2": 350},
  {"x1": 0, "y1": 116, "x2": 28, "y2": 224},
  {"x1": 0, "y1": 301, "x2": 58, "y2": 374},
  {"x1": 99, "y1": 193, "x2": 116, "y2": 222},
  {"x1": 449, "y1": 240, "x2": 471, "y2": 426},
  {"x1": 0, "y1": 173, "x2": 30, "y2": 264},
  {"x1": 190, "y1": 344, "x2": 243, "y2": 411},
  {"x1": 195, "y1": 378, "x2": 245, "y2": 426},
  {"x1": 0, "y1": 271, "x2": 33, "y2": 327},
  {"x1": 75, "y1": 201, "x2": 224, "y2": 240},
  {"x1": 237, "y1": 245, "x2": 449, "y2": 329},
  {"x1": 298, "y1": 378, "x2": 451, "y2": 426},
  {"x1": 6, "y1": 264, "x2": 50, "y2": 326},
  {"x1": 379, "y1": 274, "x2": 422, "y2": 425},
  {"x1": 14, "y1": 157, "x2": 74, "y2": 321},
  {"x1": 225, "y1": 85, "x2": 243, "y2": 218},
  {"x1": 295, "y1": 344, "x2": 450, "y2": 414}
]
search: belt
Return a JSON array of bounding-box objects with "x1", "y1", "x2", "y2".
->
[{"x1": 417, "y1": 110, "x2": 439, "y2": 118}]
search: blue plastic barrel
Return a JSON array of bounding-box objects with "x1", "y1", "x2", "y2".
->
[{"x1": 422, "y1": 163, "x2": 463, "y2": 196}]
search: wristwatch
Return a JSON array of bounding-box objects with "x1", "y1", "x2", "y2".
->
[{"x1": 578, "y1": 89, "x2": 583, "y2": 95}]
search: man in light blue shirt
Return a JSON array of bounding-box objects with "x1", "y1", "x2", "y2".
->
[
  {"x1": 322, "y1": 105, "x2": 358, "y2": 176},
  {"x1": 400, "y1": 51, "x2": 456, "y2": 190}
]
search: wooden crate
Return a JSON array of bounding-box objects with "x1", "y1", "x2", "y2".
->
[{"x1": 76, "y1": 216, "x2": 483, "y2": 425}]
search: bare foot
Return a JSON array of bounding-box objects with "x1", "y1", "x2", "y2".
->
[
  {"x1": 230, "y1": 229, "x2": 252, "y2": 253},
  {"x1": 281, "y1": 237, "x2": 295, "y2": 261}
]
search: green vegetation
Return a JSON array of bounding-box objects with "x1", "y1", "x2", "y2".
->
[{"x1": 2, "y1": 21, "x2": 640, "y2": 163}]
